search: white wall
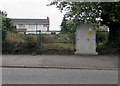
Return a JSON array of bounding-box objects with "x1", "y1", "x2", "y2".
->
[
  {"x1": 16, "y1": 24, "x2": 48, "y2": 34},
  {"x1": 37, "y1": 24, "x2": 47, "y2": 31}
]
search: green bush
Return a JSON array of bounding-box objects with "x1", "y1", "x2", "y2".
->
[
  {"x1": 54, "y1": 33, "x2": 70, "y2": 42},
  {"x1": 41, "y1": 34, "x2": 55, "y2": 43},
  {"x1": 41, "y1": 33, "x2": 75, "y2": 44},
  {"x1": 3, "y1": 33, "x2": 38, "y2": 54},
  {"x1": 54, "y1": 33, "x2": 75, "y2": 43},
  {"x1": 96, "y1": 42, "x2": 119, "y2": 55},
  {"x1": 3, "y1": 42, "x2": 39, "y2": 54},
  {"x1": 96, "y1": 28, "x2": 109, "y2": 44},
  {"x1": 3, "y1": 32, "x2": 75, "y2": 55},
  {"x1": 24, "y1": 35, "x2": 37, "y2": 43}
]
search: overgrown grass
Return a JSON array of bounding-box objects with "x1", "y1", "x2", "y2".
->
[
  {"x1": 3, "y1": 32, "x2": 75, "y2": 55},
  {"x1": 4, "y1": 31, "x2": 119, "y2": 55},
  {"x1": 5, "y1": 32, "x2": 23, "y2": 42}
]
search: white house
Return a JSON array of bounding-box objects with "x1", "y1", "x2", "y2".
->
[{"x1": 11, "y1": 17, "x2": 49, "y2": 34}]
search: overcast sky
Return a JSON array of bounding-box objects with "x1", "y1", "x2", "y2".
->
[{"x1": 0, "y1": 0, "x2": 65, "y2": 30}]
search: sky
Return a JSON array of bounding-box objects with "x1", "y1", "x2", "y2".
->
[{"x1": 0, "y1": 0, "x2": 65, "y2": 30}]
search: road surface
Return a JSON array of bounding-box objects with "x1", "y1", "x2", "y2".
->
[{"x1": 2, "y1": 68, "x2": 118, "y2": 84}]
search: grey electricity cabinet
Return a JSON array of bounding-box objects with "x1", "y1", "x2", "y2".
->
[{"x1": 75, "y1": 24, "x2": 98, "y2": 55}]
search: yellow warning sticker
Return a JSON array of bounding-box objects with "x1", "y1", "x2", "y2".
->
[{"x1": 88, "y1": 31, "x2": 92, "y2": 36}]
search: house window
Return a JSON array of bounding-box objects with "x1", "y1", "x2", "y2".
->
[
  {"x1": 29, "y1": 24, "x2": 36, "y2": 29},
  {"x1": 43, "y1": 24, "x2": 47, "y2": 27},
  {"x1": 18, "y1": 24, "x2": 25, "y2": 28}
]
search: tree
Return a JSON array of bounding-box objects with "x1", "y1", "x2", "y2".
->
[
  {"x1": 96, "y1": 28, "x2": 109, "y2": 44},
  {"x1": 0, "y1": 11, "x2": 16, "y2": 41},
  {"x1": 61, "y1": 16, "x2": 68, "y2": 33},
  {"x1": 50, "y1": 2, "x2": 120, "y2": 45},
  {"x1": 51, "y1": 2, "x2": 101, "y2": 24},
  {"x1": 100, "y1": 2, "x2": 120, "y2": 43},
  {"x1": 2, "y1": 17, "x2": 16, "y2": 31},
  {"x1": 0, "y1": 11, "x2": 7, "y2": 17}
]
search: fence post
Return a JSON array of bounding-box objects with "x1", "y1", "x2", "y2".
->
[
  {"x1": 0, "y1": 13, "x2": 2, "y2": 55},
  {"x1": 38, "y1": 30, "x2": 42, "y2": 55}
]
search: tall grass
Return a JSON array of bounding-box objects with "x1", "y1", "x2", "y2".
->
[
  {"x1": 5, "y1": 32, "x2": 23, "y2": 42},
  {"x1": 3, "y1": 32, "x2": 75, "y2": 54}
]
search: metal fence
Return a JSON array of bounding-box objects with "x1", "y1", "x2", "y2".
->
[
  {"x1": 1, "y1": 30, "x2": 119, "y2": 55},
  {"x1": 2, "y1": 30, "x2": 75, "y2": 55},
  {"x1": 96, "y1": 31, "x2": 119, "y2": 55}
]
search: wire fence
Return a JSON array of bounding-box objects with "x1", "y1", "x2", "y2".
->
[
  {"x1": 2, "y1": 30, "x2": 75, "y2": 55},
  {"x1": 1, "y1": 30, "x2": 119, "y2": 55}
]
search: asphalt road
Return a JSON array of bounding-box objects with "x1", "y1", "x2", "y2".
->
[{"x1": 2, "y1": 68, "x2": 118, "y2": 84}]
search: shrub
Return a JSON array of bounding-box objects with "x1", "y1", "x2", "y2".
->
[
  {"x1": 3, "y1": 32, "x2": 76, "y2": 55},
  {"x1": 96, "y1": 42, "x2": 119, "y2": 55},
  {"x1": 96, "y1": 28, "x2": 109, "y2": 44},
  {"x1": 24, "y1": 35, "x2": 37, "y2": 43},
  {"x1": 54, "y1": 33, "x2": 75, "y2": 43},
  {"x1": 3, "y1": 33, "x2": 39, "y2": 54},
  {"x1": 41, "y1": 34, "x2": 55, "y2": 43},
  {"x1": 54, "y1": 33, "x2": 70, "y2": 43}
]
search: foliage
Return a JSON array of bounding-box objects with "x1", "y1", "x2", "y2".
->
[
  {"x1": 50, "y1": 2, "x2": 120, "y2": 44},
  {"x1": 61, "y1": 16, "x2": 77, "y2": 33},
  {"x1": 61, "y1": 16, "x2": 68, "y2": 32},
  {"x1": 2, "y1": 18, "x2": 16, "y2": 31},
  {"x1": 2, "y1": 33, "x2": 38, "y2": 54},
  {"x1": 54, "y1": 33, "x2": 75, "y2": 43},
  {"x1": 2, "y1": 42, "x2": 38, "y2": 54},
  {"x1": 50, "y1": 2, "x2": 101, "y2": 24},
  {"x1": 41, "y1": 34, "x2": 55, "y2": 43},
  {"x1": 3, "y1": 32, "x2": 75, "y2": 54},
  {"x1": 40, "y1": 33, "x2": 75, "y2": 44},
  {"x1": 24, "y1": 35, "x2": 37, "y2": 43},
  {"x1": 5, "y1": 32, "x2": 23, "y2": 42},
  {"x1": 96, "y1": 28, "x2": 109, "y2": 44},
  {"x1": 58, "y1": 2, "x2": 101, "y2": 32},
  {"x1": 1, "y1": 11, "x2": 16, "y2": 42},
  {"x1": 100, "y1": 2, "x2": 120, "y2": 25},
  {"x1": 97, "y1": 42, "x2": 119, "y2": 55},
  {"x1": 0, "y1": 11, "x2": 7, "y2": 18},
  {"x1": 41, "y1": 33, "x2": 75, "y2": 55},
  {"x1": 100, "y1": 2, "x2": 120, "y2": 43},
  {"x1": 3, "y1": 31, "x2": 118, "y2": 55},
  {"x1": 51, "y1": 2, "x2": 120, "y2": 25},
  {"x1": 54, "y1": 33, "x2": 70, "y2": 42}
]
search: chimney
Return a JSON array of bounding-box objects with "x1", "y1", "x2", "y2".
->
[{"x1": 47, "y1": 17, "x2": 49, "y2": 31}]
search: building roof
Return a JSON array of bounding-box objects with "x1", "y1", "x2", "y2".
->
[
  {"x1": 17, "y1": 28, "x2": 27, "y2": 32},
  {"x1": 11, "y1": 18, "x2": 49, "y2": 25}
]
